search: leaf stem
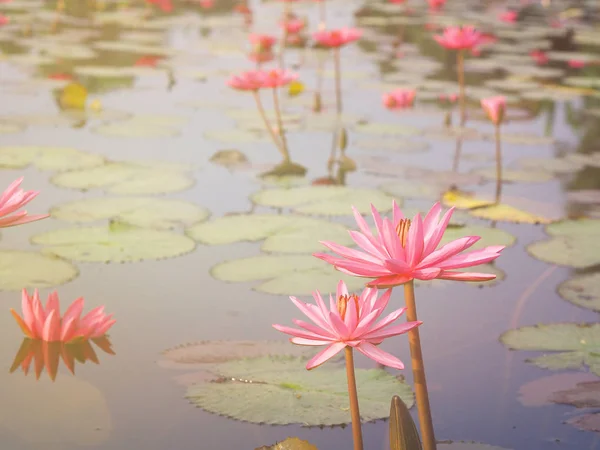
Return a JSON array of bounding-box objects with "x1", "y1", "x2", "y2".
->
[
  {"x1": 345, "y1": 346, "x2": 364, "y2": 450},
  {"x1": 494, "y1": 123, "x2": 502, "y2": 203},
  {"x1": 457, "y1": 50, "x2": 466, "y2": 126},
  {"x1": 252, "y1": 90, "x2": 288, "y2": 161},
  {"x1": 272, "y1": 87, "x2": 291, "y2": 162}
]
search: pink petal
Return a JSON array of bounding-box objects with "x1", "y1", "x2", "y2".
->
[
  {"x1": 42, "y1": 310, "x2": 60, "y2": 342},
  {"x1": 392, "y1": 200, "x2": 404, "y2": 226},
  {"x1": 351, "y1": 207, "x2": 382, "y2": 251},
  {"x1": 367, "y1": 274, "x2": 412, "y2": 288},
  {"x1": 422, "y1": 207, "x2": 455, "y2": 256},
  {"x1": 336, "y1": 280, "x2": 349, "y2": 298},
  {"x1": 291, "y1": 337, "x2": 333, "y2": 346},
  {"x1": 62, "y1": 297, "x2": 85, "y2": 325},
  {"x1": 273, "y1": 324, "x2": 330, "y2": 341},
  {"x1": 344, "y1": 293, "x2": 359, "y2": 331},
  {"x1": 357, "y1": 306, "x2": 407, "y2": 337},
  {"x1": 20, "y1": 289, "x2": 36, "y2": 335},
  {"x1": 319, "y1": 240, "x2": 384, "y2": 266},
  {"x1": 384, "y1": 258, "x2": 411, "y2": 274},
  {"x1": 437, "y1": 245, "x2": 504, "y2": 269},
  {"x1": 328, "y1": 310, "x2": 349, "y2": 339},
  {"x1": 412, "y1": 267, "x2": 442, "y2": 280},
  {"x1": 418, "y1": 236, "x2": 480, "y2": 269},
  {"x1": 314, "y1": 253, "x2": 391, "y2": 277},
  {"x1": 437, "y1": 270, "x2": 497, "y2": 281},
  {"x1": 406, "y1": 214, "x2": 424, "y2": 267},
  {"x1": 362, "y1": 320, "x2": 422, "y2": 341},
  {"x1": 348, "y1": 230, "x2": 386, "y2": 259},
  {"x1": 355, "y1": 342, "x2": 405, "y2": 369},
  {"x1": 293, "y1": 318, "x2": 335, "y2": 339},
  {"x1": 422, "y1": 203, "x2": 442, "y2": 246},
  {"x1": 306, "y1": 342, "x2": 347, "y2": 370},
  {"x1": 290, "y1": 297, "x2": 335, "y2": 334}
]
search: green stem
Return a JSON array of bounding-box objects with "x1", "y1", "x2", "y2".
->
[
  {"x1": 457, "y1": 50, "x2": 466, "y2": 126},
  {"x1": 271, "y1": 87, "x2": 291, "y2": 162},
  {"x1": 252, "y1": 90, "x2": 288, "y2": 161},
  {"x1": 334, "y1": 47, "x2": 342, "y2": 115},
  {"x1": 451, "y1": 137, "x2": 463, "y2": 173},
  {"x1": 345, "y1": 347, "x2": 364, "y2": 450},
  {"x1": 494, "y1": 123, "x2": 502, "y2": 203},
  {"x1": 404, "y1": 280, "x2": 437, "y2": 450}
]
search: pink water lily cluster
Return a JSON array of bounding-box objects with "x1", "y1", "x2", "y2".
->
[
  {"x1": 274, "y1": 281, "x2": 421, "y2": 370},
  {"x1": 11, "y1": 290, "x2": 116, "y2": 343}
]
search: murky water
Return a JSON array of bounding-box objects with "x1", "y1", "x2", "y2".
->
[{"x1": 0, "y1": 0, "x2": 599, "y2": 449}]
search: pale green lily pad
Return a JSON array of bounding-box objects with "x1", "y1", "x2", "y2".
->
[
  {"x1": 354, "y1": 138, "x2": 430, "y2": 153},
  {"x1": 526, "y1": 219, "x2": 600, "y2": 268},
  {"x1": 472, "y1": 167, "x2": 553, "y2": 183},
  {"x1": 520, "y1": 88, "x2": 582, "y2": 101},
  {"x1": 51, "y1": 197, "x2": 210, "y2": 229},
  {"x1": 0, "y1": 123, "x2": 24, "y2": 135},
  {"x1": 566, "y1": 153, "x2": 600, "y2": 169},
  {"x1": 558, "y1": 273, "x2": 600, "y2": 313},
  {"x1": 75, "y1": 65, "x2": 164, "y2": 78},
  {"x1": 484, "y1": 79, "x2": 541, "y2": 92},
  {"x1": 500, "y1": 323, "x2": 600, "y2": 376},
  {"x1": 545, "y1": 51, "x2": 598, "y2": 63},
  {"x1": 355, "y1": 123, "x2": 421, "y2": 137},
  {"x1": 50, "y1": 162, "x2": 195, "y2": 195},
  {"x1": 505, "y1": 65, "x2": 564, "y2": 79},
  {"x1": 484, "y1": 133, "x2": 555, "y2": 146},
  {"x1": 92, "y1": 40, "x2": 176, "y2": 56},
  {"x1": 186, "y1": 356, "x2": 414, "y2": 426},
  {"x1": 204, "y1": 129, "x2": 268, "y2": 144},
  {"x1": 0, "y1": 250, "x2": 78, "y2": 291},
  {"x1": 562, "y1": 77, "x2": 600, "y2": 89},
  {"x1": 0, "y1": 146, "x2": 104, "y2": 171},
  {"x1": 516, "y1": 156, "x2": 584, "y2": 174},
  {"x1": 260, "y1": 176, "x2": 310, "y2": 188},
  {"x1": 32, "y1": 224, "x2": 196, "y2": 263},
  {"x1": 211, "y1": 254, "x2": 366, "y2": 296},
  {"x1": 93, "y1": 115, "x2": 187, "y2": 138},
  {"x1": 250, "y1": 186, "x2": 399, "y2": 216},
  {"x1": 186, "y1": 214, "x2": 353, "y2": 253}
]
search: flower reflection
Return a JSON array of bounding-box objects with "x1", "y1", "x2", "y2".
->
[{"x1": 9, "y1": 336, "x2": 115, "y2": 381}]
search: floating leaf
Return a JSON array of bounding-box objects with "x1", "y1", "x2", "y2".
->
[
  {"x1": 558, "y1": 273, "x2": 600, "y2": 312},
  {"x1": 0, "y1": 123, "x2": 24, "y2": 135},
  {"x1": 186, "y1": 214, "x2": 353, "y2": 253},
  {"x1": 516, "y1": 156, "x2": 584, "y2": 174},
  {"x1": 0, "y1": 146, "x2": 104, "y2": 172},
  {"x1": 380, "y1": 182, "x2": 443, "y2": 201},
  {"x1": 518, "y1": 373, "x2": 599, "y2": 407},
  {"x1": 209, "y1": 150, "x2": 248, "y2": 168},
  {"x1": 567, "y1": 190, "x2": 600, "y2": 205},
  {"x1": 472, "y1": 167, "x2": 553, "y2": 183},
  {"x1": 186, "y1": 356, "x2": 414, "y2": 426},
  {"x1": 566, "y1": 153, "x2": 600, "y2": 169},
  {"x1": 527, "y1": 219, "x2": 600, "y2": 268},
  {"x1": 257, "y1": 437, "x2": 319, "y2": 450},
  {"x1": 31, "y1": 226, "x2": 196, "y2": 263},
  {"x1": 568, "y1": 413, "x2": 600, "y2": 433},
  {"x1": 50, "y1": 162, "x2": 195, "y2": 195},
  {"x1": 485, "y1": 133, "x2": 555, "y2": 146},
  {"x1": 499, "y1": 323, "x2": 600, "y2": 376},
  {"x1": 51, "y1": 197, "x2": 210, "y2": 229},
  {"x1": 250, "y1": 186, "x2": 399, "y2": 216},
  {"x1": 551, "y1": 379, "x2": 600, "y2": 408},
  {"x1": 211, "y1": 254, "x2": 366, "y2": 296},
  {"x1": 354, "y1": 138, "x2": 430, "y2": 153},
  {"x1": 92, "y1": 115, "x2": 187, "y2": 138},
  {"x1": 0, "y1": 250, "x2": 78, "y2": 291},
  {"x1": 355, "y1": 123, "x2": 421, "y2": 137}
]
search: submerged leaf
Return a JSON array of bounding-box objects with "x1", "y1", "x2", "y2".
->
[
  {"x1": 186, "y1": 356, "x2": 414, "y2": 426},
  {"x1": 0, "y1": 250, "x2": 78, "y2": 291},
  {"x1": 558, "y1": 273, "x2": 600, "y2": 312}
]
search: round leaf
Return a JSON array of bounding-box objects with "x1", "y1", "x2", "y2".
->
[
  {"x1": 31, "y1": 225, "x2": 196, "y2": 263},
  {"x1": 558, "y1": 273, "x2": 600, "y2": 312},
  {"x1": 186, "y1": 356, "x2": 414, "y2": 426},
  {"x1": 354, "y1": 122, "x2": 422, "y2": 137},
  {"x1": 0, "y1": 146, "x2": 104, "y2": 171},
  {"x1": 0, "y1": 250, "x2": 78, "y2": 291}
]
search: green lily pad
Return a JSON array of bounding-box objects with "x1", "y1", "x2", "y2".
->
[
  {"x1": 354, "y1": 123, "x2": 421, "y2": 137},
  {"x1": 516, "y1": 156, "x2": 584, "y2": 174},
  {"x1": 31, "y1": 225, "x2": 196, "y2": 263},
  {"x1": 485, "y1": 133, "x2": 555, "y2": 146},
  {"x1": 472, "y1": 167, "x2": 553, "y2": 183},
  {"x1": 526, "y1": 219, "x2": 600, "y2": 268},
  {"x1": 250, "y1": 186, "x2": 399, "y2": 216},
  {"x1": 211, "y1": 254, "x2": 367, "y2": 296},
  {"x1": 499, "y1": 323, "x2": 600, "y2": 376},
  {"x1": 0, "y1": 146, "x2": 104, "y2": 171},
  {"x1": 561, "y1": 76, "x2": 600, "y2": 89},
  {"x1": 204, "y1": 129, "x2": 268, "y2": 144},
  {"x1": 51, "y1": 197, "x2": 210, "y2": 229},
  {"x1": 185, "y1": 356, "x2": 414, "y2": 426},
  {"x1": 484, "y1": 79, "x2": 541, "y2": 92},
  {"x1": 50, "y1": 161, "x2": 195, "y2": 195},
  {"x1": 558, "y1": 273, "x2": 600, "y2": 313},
  {"x1": 0, "y1": 123, "x2": 24, "y2": 135},
  {"x1": 0, "y1": 250, "x2": 78, "y2": 291},
  {"x1": 568, "y1": 413, "x2": 600, "y2": 433},
  {"x1": 186, "y1": 214, "x2": 353, "y2": 253},
  {"x1": 92, "y1": 115, "x2": 187, "y2": 138}
]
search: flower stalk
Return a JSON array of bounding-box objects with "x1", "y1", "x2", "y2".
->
[
  {"x1": 271, "y1": 87, "x2": 291, "y2": 162},
  {"x1": 345, "y1": 346, "x2": 364, "y2": 450},
  {"x1": 252, "y1": 90, "x2": 289, "y2": 162},
  {"x1": 334, "y1": 47, "x2": 342, "y2": 115},
  {"x1": 494, "y1": 123, "x2": 502, "y2": 203},
  {"x1": 456, "y1": 50, "x2": 466, "y2": 126}
]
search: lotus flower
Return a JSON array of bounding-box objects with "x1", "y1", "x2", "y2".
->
[
  {"x1": 273, "y1": 281, "x2": 421, "y2": 369},
  {"x1": 147, "y1": 0, "x2": 172, "y2": 12},
  {"x1": 439, "y1": 93, "x2": 459, "y2": 103},
  {"x1": 0, "y1": 177, "x2": 48, "y2": 228},
  {"x1": 568, "y1": 59, "x2": 586, "y2": 68},
  {"x1": 500, "y1": 10, "x2": 518, "y2": 22},
  {"x1": 481, "y1": 96, "x2": 506, "y2": 125},
  {"x1": 11, "y1": 289, "x2": 116, "y2": 343},
  {"x1": 227, "y1": 70, "x2": 266, "y2": 91},
  {"x1": 434, "y1": 26, "x2": 482, "y2": 50},
  {"x1": 280, "y1": 18, "x2": 305, "y2": 34},
  {"x1": 382, "y1": 89, "x2": 416, "y2": 109},
  {"x1": 313, "y1": 27, "x2": 362, "y2": 48},
  {"x1": 428, "y1": 0, "x2": 445, "y2": 10},
  {"x1": 248, "y1": 33, "x2": 277, "y2": 51},
  {"x1": 0, "y1": 14, "x2": 9, "y2": 25},
  {"x1": 10, "y1": 336, "x2": 115, "y2": 381},
  {"x1": 261, "y1": 69, "x2": 298, "y2": 88},
  {"x1": 530, "y1": 50, "x2": 548, "y2": 65},
  {"x1": 314, "y1": 202, "x2": 504, "y2": 288}
]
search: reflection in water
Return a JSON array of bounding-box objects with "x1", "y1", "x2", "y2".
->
[{"x1": 10, "y1": 337, "x2": 115, "y2": 381}]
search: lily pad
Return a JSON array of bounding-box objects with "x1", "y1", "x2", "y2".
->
[
  {"x1": 186, "y1": 214, "x2": 353, "y2": 253},
  {"x1": 471, "y1": 167, "x2": 553, "y2": 183},
  {"x1": 485, "y1": 133, "x2": 555, "y2": 146},
  {"x1": 566, "y1": 153, "x2": 600, "y2": 169},
  {"x1": 51, "y1": 197, "x2": 210, "y2": 230},
  {"x1": 558, "y1": 273, "x2": 600, "y2": 313},
  {"x1": 354, "y1": 138, "x2": 430, "y2": 153},
  {"x1": 551, "y1": 379, "x2": 600, "y2": 408},
  {"x1": 186, "y1": 356, "x2": 414, "y2": 426},
  {"x1": 250, "y1": 186, "x2": 399, "y2": 216},
  {"x1": 526, "y1": 219, "x2": 600, "y2": 268},
  {"x1": 31, "y1": 225, "x2": 196, "y2": 263},
  {"x1": 518, "y1": 373, "x2": 599, "y2": 407},
  {"x1": 354, "y1": 123, "x2": 421, "y2": 137},
  {"x1": 0, "y1": 250, "x2": 78, "y2": 291},
  {"x1": 0, "y1": 123, "x2": 24, "y2": 134},
  {"x1": 567, "y1": 190, "x2": 600, "y2": 205},
  {"x1": 210, "y1": 254, "x2": 366, "y2": 296},
  {"x1": 380, "y1": 182, "x2": 443, "y2": 201},
  {"x1": 499, "y1": 323, "x2": 600, "y2": 376},
  {"x1": 0, "y1": 146, "x2": 105, "y2": 171},
  {"x1": 50, "y1": 162, "x2": 195, "y2": 195},
  {"x1": 568, "y1": 413, "x2": 600, "y2": 433},
  {"x1": 204, "y1": 129, "x2": 268, "y2": 144},
  {"x1": 92, "y1": 115, "x2": 187, "y2": 138}
]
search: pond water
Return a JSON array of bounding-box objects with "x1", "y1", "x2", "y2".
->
[{"x1": 0, "y1": 0, "x2": 599, "y2": 449}]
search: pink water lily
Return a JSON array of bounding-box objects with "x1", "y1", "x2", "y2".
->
[
  {"x1": 313, "y1": 27, "x2": 362, "y2": 48},
  {"x1": 481, "y1": 95, "x2": 506, "y2": 125},
  {"x1": 382, "y1": 89, "x2": 416, "y2": 109},
  {"x1": 11, "y1": 289, "x2": 116, "y2": 343},
  {"x1": 434, "y1": 26, "x2": 482, "y2": 50},
  {"x1": 314, "y1": 202, "x2": 504, "y2": 288},
  {"x1": 261, "y1": 69, "x2": 298, "y2": 88},
  {"x1": 273, "y1": 281, "x2": 421, "y2": 370},
  {"x1": 0, "y1": 177, "x2": 48, "y2": 228},
  {"x1": 227, "y1": 70, "x2": 266, "y2": 91}
]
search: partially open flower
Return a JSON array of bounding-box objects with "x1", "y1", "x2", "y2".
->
[{"x1": 481, "y1": 96, "x2": 506, "y2": 125}]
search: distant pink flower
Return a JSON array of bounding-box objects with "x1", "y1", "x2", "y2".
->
[
  {"x1": 434, "y1": 26, "x2": 482, "y2": 50},
  {"x1": 314, "y1": 202, "x2": 504, "y2": 288},
  {"x1": 382, "y1": 89, "x2": 416, "y2": 109},
  {"x1": 280, "y1": 18, "x2": 305, "y2": 34},
  {"x1": 0, "y1": 14, "x2": 8, "y2": 25},
  {"x1": 0, "y1": 177, "x2": 48, "y2": 228},
  {"x1": 11, "y1": 290, "x2": 116, "y2": 343},
  {"x1": 249, "y1": 50, "x2": 275, "y2": 64},
  {"x1": 388, "y1": 0, "x2": 406, "y2": 3},
  {"x1": 500, "y1": 10, "x2": 517, "y2": 23},
  {"x1": 273, "y1": 281, "x2": 421, "y2": 370},
  {"x1": 313, "y1": 27, "x2": 362, "y2": 48},
  {"x1": 248, "y1": 33, "x2": 277, "y2": 51},
  {"x1": 530, "y1": 50, "x2": 548, "y2": 65},
  {"x1": 146, "y1": 0, "x2": 172, "y2": 12},
  {"x1": 439, "y1": 93, "x2": 458, "y2": 103},
  {"x1": 568, "y1": 59, "x2": 586, "y2": 68},
  {"x1": 428, "y1": 0, "x2": 445, "y2": 10},
  {"x1": 199, "y1": 0, "x2": 213, "y2": 8},
  {"x1": 227, "y1": 70, "x2": 265, "y2": 91},
  {"x1": 261, "y1": 69, "x2": 298, "y2": 88},
  {"x1": 481, "y1": 96, "x2": 506, "y2": 125}
]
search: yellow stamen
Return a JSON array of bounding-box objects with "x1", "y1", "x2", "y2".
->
[
  {"x1": 395, "y1": 219, "x2": 411, "y2": 248},
  {"x1": 337, "y1": 294, "x2": 360, "y2": 321}
]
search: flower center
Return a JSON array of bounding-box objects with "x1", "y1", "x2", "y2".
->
[
  {"x1": 395, "y1": 219, "x2": 411, "y2": 248},
  {"x1": 337, "y1": 294, "x2": 360, "y2": 321}
]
